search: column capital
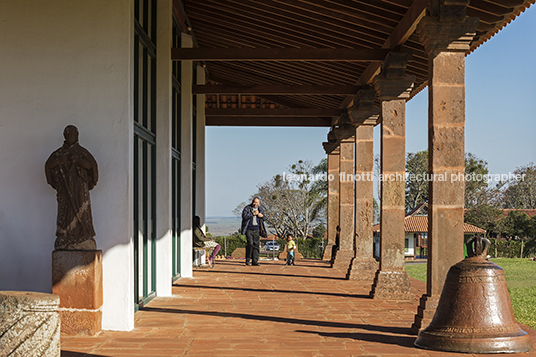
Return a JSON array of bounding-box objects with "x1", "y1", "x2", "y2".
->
[
  {"x1": 374, "y1": 75, "x2": 415, "y2": 101},
  {"x1": 417, "y1": 16, "x2": 478, "y2": 55},
  {"x1": 348, "y1": 108, "x2": 379, "y2": 126},
  {"x1": 323, "y1": 142, "x2": 339, "y2": 155},
  {"x1": 334, "y1": 124, "x2": 356, "y2": 141},
  {"x1": 348, "y1": 87, "x2": 380, "y2": 126},
  {"x1": 374, "y1": 52, "x2": 415, "y2": 100}
]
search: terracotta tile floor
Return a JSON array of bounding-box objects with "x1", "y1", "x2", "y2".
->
[{"x1": 61, "y1": 259, "x2": 536, "y2": 357}]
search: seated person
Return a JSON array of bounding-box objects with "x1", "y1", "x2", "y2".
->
[{"x1": 193, "y1": 216, "x2": 221, "y2": 266}]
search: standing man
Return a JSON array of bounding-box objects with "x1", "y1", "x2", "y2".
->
[{"x1": 241, "y1": 197, "x2": 267, "y2": 266}]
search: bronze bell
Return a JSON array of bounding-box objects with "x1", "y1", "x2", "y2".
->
[{"x1": 415, "y1": 236, "x2": 533, "y2": 353}]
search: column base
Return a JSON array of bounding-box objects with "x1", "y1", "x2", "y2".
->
[
  {"x1": 58, "y1": 310, "x2": 102, "y2": 336},
  {"x1": 347, "y1": 257, "x2": 378, "y2": 282},
  {"x1": 323, "y1": 242, "x2": 335, "y2": 261},
  {"x1": 331, "y1": 249, "x2": 354, "y2": 270},
  {"x1": 52, "y1": 249, "x2": 103, "y2": 336},
  {"x1": 411, "y1": 294, "x2": 440, "y2": 334},
  {"x1": 370, "y1": 269, "x2": 413, "y2": 300}
]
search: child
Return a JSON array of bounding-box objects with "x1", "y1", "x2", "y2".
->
[{"x1": 285, "y1": 234, "x2": 297, "y2": 266}]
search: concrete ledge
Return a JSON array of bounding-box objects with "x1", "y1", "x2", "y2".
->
[{"x1": 0, "y1": 291, "x2": 60, "y2": 356}]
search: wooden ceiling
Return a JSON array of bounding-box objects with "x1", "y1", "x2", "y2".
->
[{"x1": 174, "y1": 0, "x2": 534, "y2": 127}]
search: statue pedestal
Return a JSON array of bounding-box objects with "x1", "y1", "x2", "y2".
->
[{"x1": 52, "y1": 250, "x2": 103, "y2": 335}]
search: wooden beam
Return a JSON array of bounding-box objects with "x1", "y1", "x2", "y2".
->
[
  {"x1": 172, "y1": 48, "x2": 389, "y2": 61},
  {"x1": 193, "y1": 84, "x2": 361, "y2": 95},
  {"x1": 206, "y1": 116, "x2": 332, "y2": 127},
  {"x1": 210, "y1": 0, "x2": 387, "y2": 47},
  {"x1": 339, "y1": 0, "x2": 429, "y2": 109},
  {"x1": 205, "y1": 108, "x2": 344, "y2": 117},
  {"x1": 207, "y1": 73, "x2": 310, "y2": 109},
  {"x1": 172, "y1": 0, "x2": 189, "y2": 33}
]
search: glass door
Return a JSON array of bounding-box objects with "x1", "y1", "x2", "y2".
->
[
  {"x1": 134, "y1": 0, "x2": 157, "y2": 311},
  {"x1": 171, "y1": 17, "x2": 182, "y2": 280}
]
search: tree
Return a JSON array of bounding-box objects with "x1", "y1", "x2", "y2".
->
[
  {"x1": 313, "y1": 224, "x2": 327, "y2": 238},
  {"x1": 530, "y1": 215, "x2": 536, "y2": 239},
  {"x1": 464, "y1": 153, "x2": 489, "y2": 208},
  {"x1": 502, "y1": 210, "x2": 533, "y2": 258},
  {"x1": 503, "y1": 210, "x2": 532, "y2": 239},
  {"x1": 404, "y1": 151, "x2": 491, "y2": 212},
  {"x1": 405, "y1": 150, "x2": 428, "y2": 213},
  {"x1": 373, "y1": 198, "x2": 380, "y2": 224},
  {"x1": 310, "y1": 157, "x2": 328, "y2": 212},
  {"x1": 232, "y1": 201, "x2": 248, "y2": 219},
  {"x1": 235, "y1": 159, "x2": 327, "y2": 239},
  {"x1": 464, "y1": 204, "x2": 503, "y2": 238},
  {"x1": 503, "y1": 163, "x2": 536, "y2": 209}
]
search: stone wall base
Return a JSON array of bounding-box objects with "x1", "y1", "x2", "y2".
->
[
  {"x1": 411, "y1": 294, "x2": 440, "y2": 334},
  {"x1": 370, "y1": 269, "x2": 413, "y2": 300},
  {"x1": 323, "y1": 242, "x2": 335, "y2": 260},
  {"x1": 332, "y1": 249, "x2": 354, "y2": 270},
  {"x1": 231, "y1": 247, "x2": 245, "y2": 258},
  {"x1": 347, "y1": 257, "x2": 378, "y2": 282},
  {"x1": 52, "y1": 249, "x2": 103, "y2": 336}
]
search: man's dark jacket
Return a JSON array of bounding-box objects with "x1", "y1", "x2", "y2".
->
[{"x1": 241, "y1": 204, "x2": 267, "y2": 236}]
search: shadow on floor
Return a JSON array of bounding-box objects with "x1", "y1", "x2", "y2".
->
[
  {"x1": 141, "y1": 306, "x2": 417, "y2": 340},
  {"x1": 175, "y1": 283, "x2": 370, "y2": 299},
  {"x1": 215, "y1": 259, "x2": 332, "y2": 269},
  {"x1": 62, "y1": 352, "x2": 110, "y2": 357},
  {"x1": 297, "y1": 330, "x2": 418, "y2": 348},
  {"x1": 193, "y1": 269, "x2": 348, "y2": 281}
]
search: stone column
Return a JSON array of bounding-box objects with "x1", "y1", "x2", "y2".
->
[
  {"x1": 370, "y1": 52, "x2": 415, "y2": 300},
  {"x1": 323, "y1": 147, "x2": 340, "y2": 261},
  {"x1": 347, "y1": 124, "x2": 378, "y2": 281},
  {"x1": 333, "y1": 137, "x2": 355, "y2": 269},
  {"x1": 412, "y1": 3, "x2": 478, "y2": 332},
  {"x1": 0, "y1": 291, "x2": 60, "y2": 356},
  {"x1": 347, "y1": 87, "x2": 380, "y2": 281}
]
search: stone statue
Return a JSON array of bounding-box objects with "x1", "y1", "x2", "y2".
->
[{"x1": 45, "y1": 125, "x2": 98, "y2": 250}]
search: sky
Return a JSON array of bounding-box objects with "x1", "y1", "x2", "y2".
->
[{"x1": 206, "y1": 6, "x2": 536, "y2": 218}]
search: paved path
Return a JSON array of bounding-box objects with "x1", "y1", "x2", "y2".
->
[{"x1": 61, "y1": 259, "x2": 536, "y2": 356}]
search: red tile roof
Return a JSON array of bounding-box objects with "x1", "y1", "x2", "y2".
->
[{"x1": 372, "y1": 216, "x2": 485, "y2": 234}]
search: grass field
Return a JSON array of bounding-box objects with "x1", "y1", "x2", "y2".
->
[{"x1": 405, "y1": 258, "x2": 536, "y2": 329}]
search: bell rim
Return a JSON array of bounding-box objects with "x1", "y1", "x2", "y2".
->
[{"x1": 415, "y1": 330, "x2": 533, "y2": 354}]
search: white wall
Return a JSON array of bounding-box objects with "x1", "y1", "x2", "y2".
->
[
  {"x1": 196, "y1": 66, "x2": 206, "y2": 230},
  {"x1": 405, "y1": 233, "x2": 415, "y2": 257},
  {"x1": 0, "y1": 0, "x2": 134, "y2": 331},
  {"x1": 155, "y1": 0, "x2": 173, "y2": 298},
  {"x1": 180, "y1": 33, "x2": 194, "y2": 278}
]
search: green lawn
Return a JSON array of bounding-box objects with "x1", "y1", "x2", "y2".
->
[{"x1": 405, "y1": 258, "x2": 536, "y2": 329}]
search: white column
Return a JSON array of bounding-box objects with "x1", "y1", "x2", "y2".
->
[
  {"x1": 155, "y1": 0, "x2": 173, "y2": 297},
  {"x1": 196, "y1": 66, "x2": 206, "y2": 231},
  {"x1": 180, "y1": 33, "x2": 194, "y2": 278}
]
